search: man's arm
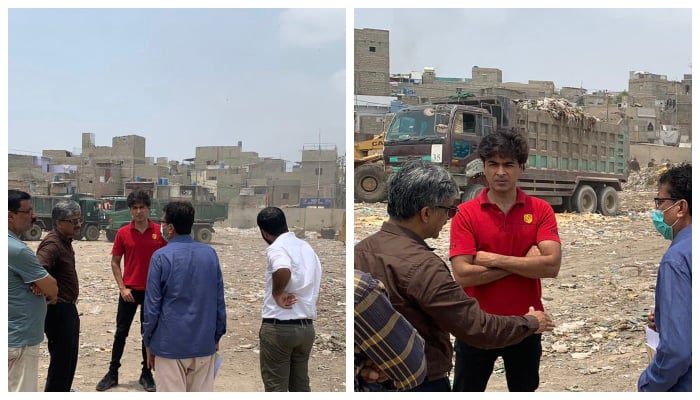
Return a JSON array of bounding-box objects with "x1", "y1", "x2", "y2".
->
[
  {"x1": 271, "y1": 268, "x2": 296, "y2": 308},
  {"x1": 110, "y1": 254, "x2": 135, "y2": 302},
  {"x1": 354, "y1": 271, "x2": 426, "y2": 391},
  {"x1": 473, "y1": 239, "x2": 562, "y2": 279},
  {"x1": 32, "y1": 275, "x2": 58, "y2": 300},
  {"x1": 451, "y1": 254, "x2": 511, "y2": 287}
]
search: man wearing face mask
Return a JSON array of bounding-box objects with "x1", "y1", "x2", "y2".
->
[
  {"x1": 96, "y1": 190, "x2": 166, "y2": 392},
  {"x1": 638, "y1": 163, "x2": 691, "y2": 392}
]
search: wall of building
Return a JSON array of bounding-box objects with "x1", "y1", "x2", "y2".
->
[
  {"x1": 226, "y1": 206, "x2": 345, "y2": 232},
  {"x1": 354, "y1": 28, "x2": 390, "y2": 96},
  {"x1": 629, "y1": 144, "x2": 692, "y2": 168}
]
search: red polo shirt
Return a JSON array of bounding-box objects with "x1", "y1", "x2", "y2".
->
[
  {"x1": 449, "y1": 187, "x2": 560, "y2": 315},
  {"x1": 111, "y1": 219, "x2": 167, "y2": 290}
]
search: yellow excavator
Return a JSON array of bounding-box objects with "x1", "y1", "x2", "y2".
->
[{"x1": 354, "y1": 132, "x2": 387, "y2": 203}]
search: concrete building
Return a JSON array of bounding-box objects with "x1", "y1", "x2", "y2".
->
[{"x1": 354, "y1": 28, "x2": 390, "y2": 96}]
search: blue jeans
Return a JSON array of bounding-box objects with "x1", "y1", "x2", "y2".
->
[{"x1": 259, "y1": 321, "x2": 315, "y2": 391}]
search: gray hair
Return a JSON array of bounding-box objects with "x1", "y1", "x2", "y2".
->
[
  {"x1": 387, "y1": 159, "x2": 458, "y2": 220},
  {"x1": 52, "y1": 200, "x2": 81, "y2": 221}
]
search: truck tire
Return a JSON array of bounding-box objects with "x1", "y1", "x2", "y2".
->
[
  {"x1": 195, "y1": 227, "x2": 213, "y2": 244},
  {"x1": 572, "y1": 184, "x2": 597, "y2": 214},
  {"x1": 84, "y1": 225, "x2": 100, "y2": 241},
  {"x1": 461, "y1": 184, "x2": 485, "y2": 203},
  {"x1": 355, "y1": 164, "x2": 387, "y2": 203},
  {"x1": 596, "y1": 186, "x2": 619, "y2": 216},
  {"x1": 23, "y1": 224, "x2": 43, "y2": 241},
  {"x1": 106, "y1": 230, "x2": 117, "y2": 242}
]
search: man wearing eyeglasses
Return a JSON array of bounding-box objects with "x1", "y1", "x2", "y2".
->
[
  {"x1": 449, "y1": 129, "x2": 561, "y2": 392},
  {"x1": 8, "y1": 190, "x2": 58, "y2": 391},
  {"x1": 35, "y1": 199, "x2": 82, "y2": 391},
  {"x1": 638, "y1": 163, "x2": 691, "y2": 392},
  {"x1": 355, "y1": 159, "x2": 554, "y2": 392}
]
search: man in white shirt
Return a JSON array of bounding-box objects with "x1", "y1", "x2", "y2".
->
[{"x1": 256, "y1": 207, "x2": 322, "y2": 392}]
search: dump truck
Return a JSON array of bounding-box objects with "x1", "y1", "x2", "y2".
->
[
  {"x1": 21, "y1": 193, "x2": 105, "y2": 241},
  {"x1": 101, "y1": 197, "x2": 228, "y2": 244},
  {"x1": 380, "y1": 95, "x2": 629, "y2": 215}
]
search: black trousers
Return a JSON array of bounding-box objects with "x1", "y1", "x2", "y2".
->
[
  {"x1": 44, "y1": 302, "x2": 80, "y2": 392},
  {"x1": 408, "y1": 377, "x2": 451, "y2": 392},
  {"x1": 452, "y1": 334, "x2": 542, "y2": 392},
  {"x1": 109, "y1": 289, "x2": 148, "y2": 374}
]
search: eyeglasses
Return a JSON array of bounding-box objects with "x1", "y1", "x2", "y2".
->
[
  {"x1": 13, "y1": 208, "x2": 34, "y2": 214},
  {"x1": 653, "y1": 197, "x2": 680, "y2": 208},
  {"x1": 435, "y1": 205, "x2": 459, "y2": 219},
  {"x1": 60, "y1": 218, "x2": 82, "y2": 226}
]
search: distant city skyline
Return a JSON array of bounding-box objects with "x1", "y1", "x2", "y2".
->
[
  {"x1": 8, "y1": 8, "x2": 346, "y2": 166},
  {"x1": 355, "y1": 8, "x2": 691, "y2": 93}
]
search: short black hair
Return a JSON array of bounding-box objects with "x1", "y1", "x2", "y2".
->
[
  {"x1": 8, "y1": 190, "x2": 31, "y2": 212},
  {"x1": 658, "y1": 163, "x2": 691, "y2": 216},
  {"x1": 127, "y1": 190, "x2": 151, "y2": 208},
  {"x1": 162, "y1": 201, "x2": 195, "y2": 234},
  {"x1": 256, "y1": 207, "x2": 289, "y2": 236},
  {"x1": 477, "y1": 128, "x2": 529, "y2": 166}
]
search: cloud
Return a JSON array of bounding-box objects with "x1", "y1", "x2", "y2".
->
[
  {"x1": 278, "y1": 9, "x2": 345, "y2": 49},
  {"x1": 330, "y1": 68, "x2": 346, "y2": 95}
]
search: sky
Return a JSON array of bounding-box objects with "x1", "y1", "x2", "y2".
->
[
  {"x1": 7, "y1": 8, "x2": 346, "y2": 166},
  {"x1": 354, "y1": 8, "x2": 692, "y2": 93}
]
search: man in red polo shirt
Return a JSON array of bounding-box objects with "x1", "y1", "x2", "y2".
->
[
  {"x1": 449, "y1": 128, "x2": 561, "y2": 392},
  {"x1": 96, "y1": 190, "x2": 167, "y2": 392}
]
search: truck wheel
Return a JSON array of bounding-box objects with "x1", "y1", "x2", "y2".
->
[
  {"x1": 572, "y1": 184, "x2": 597, "y2": 214},
  {"x1": 84, "y1": 225, "x2": 100, "y2": 241},
  {"x1": 596, "y1": 186, "x2": 619, "y2": 216},
  {"x1": 195, "y1": 227, "x2": 213, "y2": 243},
  {"x1": 354, "y1": 164, "x2": 387, "y2": 203},
  {"x1": 106, "y1": 230, "x2": 117, "y2": 242},
  {"x1": 23, "y1": 224, "x2": 43, "y2": 241},
  {"x1": 461, "y1": 184, "x2": 485, "y2": 203}
]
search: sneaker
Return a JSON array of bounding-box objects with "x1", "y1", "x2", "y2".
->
[
  {"x1": 96, "y1": 372, "x2": 118, "y2": 391},
  {"x1": 139, "y1": 371, "x2": 156, "y2": 392}
]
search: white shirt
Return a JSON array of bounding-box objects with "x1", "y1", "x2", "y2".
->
[{"x1": 262, "y1": 232, "x2": 322, "y2": 320}]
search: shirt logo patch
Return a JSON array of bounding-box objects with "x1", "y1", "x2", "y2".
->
[
  {"x1": 152, "y1": 233, "x2": 157, "y2": 240},
  {"x1": 523, "y1": 214, "x2": 533, "y2": 224}
]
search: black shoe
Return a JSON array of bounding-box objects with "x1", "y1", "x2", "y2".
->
[
  {"x1": 96, "y1": 372, "x2": 118, "y2": 391},
  {"x1": 139, "y1": 372, "x2": 156, "y2": 392}
]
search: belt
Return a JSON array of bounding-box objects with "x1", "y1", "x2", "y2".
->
[{"x1": 262, "y1": 318, "x2": 313, "y2": 325}]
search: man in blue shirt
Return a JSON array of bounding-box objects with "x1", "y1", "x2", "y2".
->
[
  {"x1": 8, "y1": 190, "x2": 58, "y2": 392},
  {"x1": 142, "y1": 201, "x2": 227, "y2": 392},
  {"x1": 638, "y1": 163, "x2": 692, "y2": 392}
]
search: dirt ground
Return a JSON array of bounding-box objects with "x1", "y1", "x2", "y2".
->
[
  {"x1": 27, "y1": 226, "x2": 346, "y2": 392},
  {"x1": 354, "y1": 185, "x2": 669, "y2": 392}
]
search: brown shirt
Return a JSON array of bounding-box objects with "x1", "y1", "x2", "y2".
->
[
  {"x1": 37, "y1": 230, "x2": 79, "y2": 304},
  {"x1": 354, "y1": 221, "x2": 538, "y2": 382}
]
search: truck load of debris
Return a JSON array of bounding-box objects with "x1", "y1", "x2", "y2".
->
[{"x1": 515, "y1": 97, "x2": 599, "y2": 128}]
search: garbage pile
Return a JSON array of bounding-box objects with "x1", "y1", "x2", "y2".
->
[{"x1": 515, "y1": 97, "x2": 597, "y2": 126}]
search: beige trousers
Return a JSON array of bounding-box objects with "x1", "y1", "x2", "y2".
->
[
  {"x1": 8, "y1": 344, "x2": 40, "y2": 392},
  {"x1": 154, "y1": 354, "x2": 216, "y2": 392}
]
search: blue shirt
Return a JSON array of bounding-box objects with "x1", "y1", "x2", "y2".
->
[
  {"x1": 8, "y1": 231, "x2": 50, "y2": 347},
  {"x1": 638, "y1": 224, "x2": 692, "y2": 391},
  {"x1": 142, "y1": 235, "x2": 227, "y2": 359}
]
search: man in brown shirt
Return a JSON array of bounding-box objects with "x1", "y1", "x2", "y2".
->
[
  {"x1": 355, "y1": 160, "x2": 554, "y2": 391},
  {"x1": 36, "y1": 200, "x2": 82, "y2": 392}
]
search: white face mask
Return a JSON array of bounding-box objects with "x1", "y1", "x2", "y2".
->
[{"x1": 161, "y1": 223, "x2": 169, "y2": 242}]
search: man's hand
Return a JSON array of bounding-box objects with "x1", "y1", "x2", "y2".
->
[
  {"x1": 273, "y1": 292, "x2": 297, "y2": 309},
  {"x1": 359, "y1": 359, "x2": 389, "y2": 383},
  {"x1": 648, "y1": 309, "x2": 656, "y2": 332},
  {"x1": 29, "y1": 283, "x2": 57, "y2": 304},
  {"x1": 526, "y1": 244, "x2": 541, "y2": 257},
  {"x1": 526, "y1": 306, "x2": 555, "y2": 334},
  {"x1": 146, "y1": 347, "x2": 155, "y2": 371},
  {"x1": 120, "y1": 287, "x2": 135, "y2": 302}
]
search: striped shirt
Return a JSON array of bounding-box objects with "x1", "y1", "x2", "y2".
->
[{"x1": 354, "y1": 270, "x2": 426, "y2": 391}]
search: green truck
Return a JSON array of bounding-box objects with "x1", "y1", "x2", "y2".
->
[
  {"x1": 101, "y1": 198, "x2": 228, "y2": 244},
  {"x1": 22, "y1": 193, "x2": 104, "y2": 241}
]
